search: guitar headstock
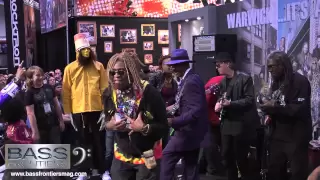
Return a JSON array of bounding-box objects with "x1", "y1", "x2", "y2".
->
[{"x1": 206, "y1": 83, "x2": 221, "y2": 95}]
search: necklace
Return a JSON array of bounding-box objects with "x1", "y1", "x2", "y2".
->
[
  {"x1": 116, "y1": 87, "x2": 137, "y2": 119},
  {"x1": 116, "y1": 87, "x2": 132, "y2": 97}
]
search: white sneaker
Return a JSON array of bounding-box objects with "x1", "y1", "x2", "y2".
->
[
  {"x1": 75, "y1": 176, "x2": 87, "y2": 180},
  {"x1": 102, "y1": 171, "x2": 112, "y2": 180}
]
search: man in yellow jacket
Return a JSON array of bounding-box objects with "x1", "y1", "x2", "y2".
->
[{"x1": 62, "y1": 33, "x2": 108, "y2": 180}]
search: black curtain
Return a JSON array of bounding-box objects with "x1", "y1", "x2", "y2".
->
[{"x1": 39, "y1": 27, "x2": 67, "y2": 71}]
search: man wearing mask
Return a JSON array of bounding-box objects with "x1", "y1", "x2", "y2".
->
[
  {"x1": 62, "y1": 33, "x2": 108, "y2": 180},
  {"x1": 160, "y1": 49, "x2": 209, "y2": 180},
  {"x1": 260, "y1": 51, "x2": 312, "y2": 180},
  {"x1": 214, "y1": 52, "x2": 260, "y2": 180}
]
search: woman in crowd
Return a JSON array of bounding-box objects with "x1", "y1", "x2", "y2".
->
[
  {"x1": 24, "y1": 66, "x2": 65, "y2": 143},
  {"x1": 149, "y1": 55, "x2": 177, "y2": 107},
  {"x1": 149, "y1": 55, "x2": 177, "y2": 148},
  {"x1": 103, "y1": 52, "x2": 168, "y2": 180},
  {"x1": 48, "y1": 76, "x2": 56, "y2": 87}
]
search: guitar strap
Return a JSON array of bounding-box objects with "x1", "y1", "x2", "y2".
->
[
  {"x1": 220, "y1": 76, "x2": 237, "y2": 122},
  {"x1": 224, "y1": 75, "x2": 237, "y2": 99}
]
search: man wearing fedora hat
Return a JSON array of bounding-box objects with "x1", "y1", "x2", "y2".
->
[
  {"x1": 214, "y1": 52, "x2": 260, "y2": 180},
  {"x1": 160, "y1": 49, "x2": 209, "y2": 180},
  {"x1": 62, "y1": 33, "x2": 109, "y2": 180}
]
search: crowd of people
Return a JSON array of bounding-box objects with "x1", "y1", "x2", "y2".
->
[{"x1": 0, "y1": 32, "x2": 319, "y2": 180}]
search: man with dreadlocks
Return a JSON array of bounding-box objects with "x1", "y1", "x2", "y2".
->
[
  {"x1": 62, "y1": 33, "x2": 108, "y2": 180},
  {"x1": 259, "y1": 51, "x2": 312, "y2": 180},
  {"x1": 102, "y1": 52, "x2": 167, "y2": 180}
]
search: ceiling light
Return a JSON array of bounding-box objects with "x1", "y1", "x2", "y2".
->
[
  {"x1": 185, "y1": 19, "x2": 189, "y2": 22},
  {"x1": 197, "y1": 17, "x2": 201, "y2": 20}
]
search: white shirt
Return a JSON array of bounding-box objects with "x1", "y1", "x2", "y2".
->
[{"x1": 176, "y1": 68, "x2": 192, "y2": 86}]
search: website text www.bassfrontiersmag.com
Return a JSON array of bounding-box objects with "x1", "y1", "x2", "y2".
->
[{"x1": 10, "y1": 171, "x2": 87, "y2": 177}]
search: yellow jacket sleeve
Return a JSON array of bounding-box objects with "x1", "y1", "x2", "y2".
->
[
  {"x1": 62, "y1": 67, "x2": 72, "y2": 114},
  {"x1": 99, "y1": 64, "x2": 109, "y2": 95}
]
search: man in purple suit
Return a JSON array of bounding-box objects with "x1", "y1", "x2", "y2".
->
[{"x1": 160, "y1": 49, "x2": 209, "y2": 180}]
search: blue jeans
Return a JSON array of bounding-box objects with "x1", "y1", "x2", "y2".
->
[{"x1": 105, "y1": 130, "x2": 114, "y2": 171}]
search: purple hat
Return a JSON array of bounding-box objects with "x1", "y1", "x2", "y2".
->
[{"x1": 165, "y1": 49, "x2": 193, "y2": 65}]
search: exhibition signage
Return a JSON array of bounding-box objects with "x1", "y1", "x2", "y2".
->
[
  {"x1": 226, "y1": 0, "x2": 309, "y2": 29},
  {"x1": 4, "y1": 0, "x2": 40, "y2": 72}
]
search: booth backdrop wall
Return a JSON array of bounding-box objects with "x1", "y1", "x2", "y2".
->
[{"x1": 69, "y1": 17, "x2": 168, "y2": 67}]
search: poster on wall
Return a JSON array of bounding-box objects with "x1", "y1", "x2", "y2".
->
[
  {"x1": 77, "y1": 21, "x2": 97, "y2": 44},
  {"x1": 76, "y1": 0, "x2": 219, "y2": 17},
  {"x1": 24, "y1": 3, "x2": 38, "y2": 68},
  {"x1": 277, "y1": 0, "x2": 319, "y2": 126},
  {"x1": 4, "y1": 0, "x2": 40, "y2": 72},
  {"x1": 40, "y1": 0, "x2": 67, "y2": 33},
  {"x1": 221, "y1": 0, "x2": 278, "y2": 95}
]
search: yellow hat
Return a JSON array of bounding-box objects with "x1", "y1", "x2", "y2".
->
[{"x1": 74, "y1": 33, "x2": 90, "y2": 51}]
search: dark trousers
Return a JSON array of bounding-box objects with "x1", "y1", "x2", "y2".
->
[
  {"x1": 111, "y1": 158, "x2": 159, "y2": 180},
  {"x1": 105, "y1": 130, "x2": 114, "y2": 171},
  {"x1": 72, "y1": 111, "x2": 106, "y2": 174},
  {"x1": 61, "y1": 122, "x2": 76, "y2": 144},
  {"x1": 221, "y1": 134, "x2": 250, "y2": 180},
  {"x1": 160, "y1": 147, "x2": 199, "y2": 180},
  {"x1": 162, "y1": 129, "x2": 171, "y2": 150},
  {"x1": 267, "y1": 140, "x2": 309, "y2": 180},
  {"x1": 204, "y1": 125, "x2": 224, "y2": 175},
  {"x1": 38, "y1": 126, "x2": 61, "y2": 144}
]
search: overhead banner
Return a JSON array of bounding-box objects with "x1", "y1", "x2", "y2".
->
[
  {"x1": 76, "y1": 0, "x2": 219, "y2": 17},
  {"x1": 4, "y1": 0, "x2": 40, "y2": 72}
]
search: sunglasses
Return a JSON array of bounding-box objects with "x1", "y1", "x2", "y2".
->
[{"x1": 109, "y1": 69, "x2": 125, "y2": 76}]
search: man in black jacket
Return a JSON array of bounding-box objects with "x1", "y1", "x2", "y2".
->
[
  {"x1": 214, "y1": 52, "x2": 260, "y2": 180},
  {"x1": 260, "y1": 51, "x2": 312, "y2": 180}
]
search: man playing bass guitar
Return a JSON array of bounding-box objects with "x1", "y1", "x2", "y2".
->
[{"x1": 214, "y1": 52, "x2": 260, "y2": 180}]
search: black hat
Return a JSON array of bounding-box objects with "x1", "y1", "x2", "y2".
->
[{"x1": 214, "y1": 52, "x2": 234, "y2": 63}]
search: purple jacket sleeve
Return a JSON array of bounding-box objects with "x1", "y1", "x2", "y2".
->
[
  {"x1": 0, "y1": 81, "x2": 21, "y2": 108},
  {"x1": 171, "y1": 76, "x2": 205, "y2": 129}
]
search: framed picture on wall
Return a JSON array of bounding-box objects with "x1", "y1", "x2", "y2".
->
[
  {"x1": 100, "y1": 24, "x2": 115, "y2": 37},
  {"x1": 141, "y1": 24, "x2": 155, "y2": 36},
  {"x1": 158, "y1": 30, "x2": 169, "y2": 44},
  {"x1": 178, "y1": 24, "x2": 181, "y2": 42},
  {"x1": 104, "y1": 41, "x2": 113, "y2": 53},
  {"x1": 77, "y1": 21, "x2": 97, "y2": 44},
  {"x1": 143, "y1": 41, "x2": 153, "y2": 50},
  {"x1": 162, "y1": 47, "x2": 169, "y2": 56},
  {"x1": 120, "y1": 29, "x2": 137, "y2": 44},
  {"x1": 122, "y1": 48, "x2": 136, "y2": 53},
  {"x1": 90, "y1": 46, "x2": 96, "y2": 55},
  {"x1": 144, "y1": 54, "x2": 153, "y2": 64}
]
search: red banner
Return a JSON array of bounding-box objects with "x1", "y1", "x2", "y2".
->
[{"x1": 76, "y1": 0, "x2": 218, "y2": 17}]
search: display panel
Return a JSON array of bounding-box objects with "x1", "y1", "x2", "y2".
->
[
  {"x1": 76, "y1": 0, "x2": 218, "y2": 17},
  {"x1": 40, "y1": 0, "x2": 67, "y2": 33},
  {"x1": 193, "y1": 35, "x2": 215, "y2": 52},
  {"x1": 0, "y1": 42, "x2": 7, "y2": 54}
]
